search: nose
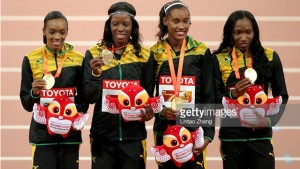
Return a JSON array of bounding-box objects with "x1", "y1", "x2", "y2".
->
[
  {"x1": 180, "y1": 144, "x2": 184, "y2": 148},
  {"x1": 178, "y1": 22, "x2": 185, "y2": 29},
  {"x1": 54, "y1": 33, "x2": 61, "y2": 40},
  {"x1": 58, "y1": 116, "x2": 63, "y2": 120},
  {"x1": 116, "y1": 25, "x2": 124, "y2": 32},
  {"x1": 240, "y1": 33, "x2": 247, "y2": 41},
  {"x1": 131, "y1": 107, "x2": 136, "y2": 110}
]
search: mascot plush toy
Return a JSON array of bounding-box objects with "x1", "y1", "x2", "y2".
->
[
  {"x1": 222, "y1": 85, "x2": 282, "y2": 125},
  {"x1": 33, "y1": 96, "x2": 89, "y2": 138},
  {"x1": 151, "y1": 125, "x2": 204, "y2": 167},
  {"x1": 105, "y1": 85, "x2": 164, "y2": 122}
]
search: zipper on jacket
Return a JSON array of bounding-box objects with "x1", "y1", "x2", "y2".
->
[
  {"x1": 54, "y1": 52, "x2": 58, "y2": 69},
  {"x1": 243, "y1": 53, "x2": 247, "y2": 67},
  {"x1": 118, "y1": 60, "x2": 123, "y2": 141}
]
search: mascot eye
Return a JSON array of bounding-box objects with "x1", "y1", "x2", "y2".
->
[
  {"x1": 52, "y1": 107, "x2": 60, "y2": 113},
  {"x1": 123, "y1": 99, "x2": 130, "y2": 106},
  {"x1": 136, "y1": 99, "x2": 142, "y2": 105},
  {"x1": 243, "y1": 98, "x2": 250, "y2": 104},
  {"x1": 65, "y1": 109, "x2": 72, "y2": 116},
  {"x1": 182, "y1": 134, "x2": 188, "y2": 141},
  {"x1": 180, "y1": 127, "x2": 191, "y2": 143},
  {"x1": 171, "y1": 140, "x2": 178, "y2": 146},
  {"x1": 256, "y1": 98, "x2": 262, "y2": 104},
  {"x1": 64, "y1": 103, "x2": 77, "y2": 117},
  {"x1": 163, "y1": 135, "x2": 179, "y2": 148}
]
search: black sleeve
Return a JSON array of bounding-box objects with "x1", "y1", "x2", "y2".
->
[
  {"x1": 83, "y1": 50, "x2": 102, "y2": 104},
  {"x1": 201, "y1": 49, "x2": 215, "y2": 104},
  {"x1": 74, "y1": 58, "x2": 89, "y2": 113},
  {"x1": 212, "y1": 54, "x2": 228, "y2": 104},
  {"x1": 268, "y1": 51, "x2": 289, "y2": 126},
  {"x1": 141, "y1": 51, "x2": 156, "y2": 97},
  {"x1": 20, "y1": 56, "x2": 40, "y2": 112},
  {"x1": 200, "y1": 49, "x2": 215, "y2": 141}
]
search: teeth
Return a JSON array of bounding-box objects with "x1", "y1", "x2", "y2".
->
[
  {"x1": 53, "y1": 42, "x2": 61, "y2": 45},
  {"x1": 116, "y1": 35, "x2": 125, "y2": 39}
]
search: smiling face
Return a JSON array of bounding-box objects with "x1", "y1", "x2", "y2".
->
[
  {"x1": 163, "y1": 7, "x2": 190, "y2": 46},
  {"x1": 110, "y1": 14, "x2": 132, "y2": 47},
  {"x1": 43, "y1": 18, "x2": 68, "y2": 52},
  {"x1": 233, "y1": 17, "x2": 254, "y2": 52}
]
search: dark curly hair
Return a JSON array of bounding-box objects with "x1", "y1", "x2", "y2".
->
[{"x1": 212, "y1": 10, "x2": 271, "y2": 83}]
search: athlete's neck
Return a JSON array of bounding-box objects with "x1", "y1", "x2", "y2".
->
[
  {"x1": 45, "y1": 45, "x2": 62, "y2": 54},
  {"x1": 167, "y1": 38, "x2": 184, "y2": 52}
]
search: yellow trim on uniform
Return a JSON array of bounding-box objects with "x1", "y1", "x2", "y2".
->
[
  {"x1": 141, "y1": 139, "x2": 147, "y2": 165},
  {"x1": 150, "y1": 36, "x2": 209, "y2": 81},
  {"x1": 270, "y1": 139, "x2": 273, "y2": 145},
  {"x1": 89, "y1": 43, "x2": 151, "y2": 71},
  {"x1": 202, "y1": 148, "x2": 207, "y2": 169},
  {"x1": 90, "y1": 138, "x2": 96, "y2": 164},
  {"x1": 219, "y1": 141, "x2": 225, "y2": 161},
  {"x1": 27, "y1": 43, "x2": 83, "y2": 80},
  {"x1": 215, "y1": 47, "x2": 274, "y2": 84},
  {"x1": 32, "y1": 145, "x2": 37, "y2": 167}
]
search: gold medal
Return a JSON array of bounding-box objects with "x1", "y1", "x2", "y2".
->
[
  {"x1": 244, "y1": 68, "x2": 257, "y2": 83},
  {"x1": 171, "y1": 96, "x2": 183, "y2": 111},
  {"x1": 43, "y1": 74, "x2": 55, "y2": 90},
  {"x1": 166, "y1": 38, "x2": 186, "y2": 111},
  {"x1": 101, "y1": 49, "x2": 114, "y2": 65}
]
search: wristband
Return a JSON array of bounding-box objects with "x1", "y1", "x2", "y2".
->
[
  {"x1": 229, "y1": 89, "x2": 234, "y2": 99},
  {"x1": 266, "y1": 117, "x2": 272, "y2": 127},
  {"x1": 159, "y1": 110, "x2": 166, "y2": 120},
  {"x1": 92, "y1": 70, "x2": 102, "y2": 77},
  {"x1": 30, "y1": 89, "x2": 40, "y2": 99}
]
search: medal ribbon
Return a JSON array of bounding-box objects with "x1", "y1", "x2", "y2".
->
[
  {"x1": 109, "y1": 42, "x2": 130, "y2": 54},
  {"x1": 43, "y1": 49, "x2": 66, "y2": 78},
  {"x1": 231, "y1": 46, "x2": 253, "y2": 79},
  {"x1": 166, "y1": 38, "x2": 187, "y2": 97}
]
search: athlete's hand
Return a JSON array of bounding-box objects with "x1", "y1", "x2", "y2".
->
[
  {"x1": 231, "y1": 78, "x2": 252, "y2": 98},
  {"x1": 32, "y1": 79, "x2": 47, "y2": 95},
  {"x1": 90, "y1": 56, "x2": 104, "y2": 76},
  {"x1": 139, "y1": 104, "x2": 154, "y2": 121},
  {"x1": 193, "y1": 139, "x2": 210, "y2": 156},
  {"x1": 160, "y1": 107, "x2": 178, "y2": 121}
]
